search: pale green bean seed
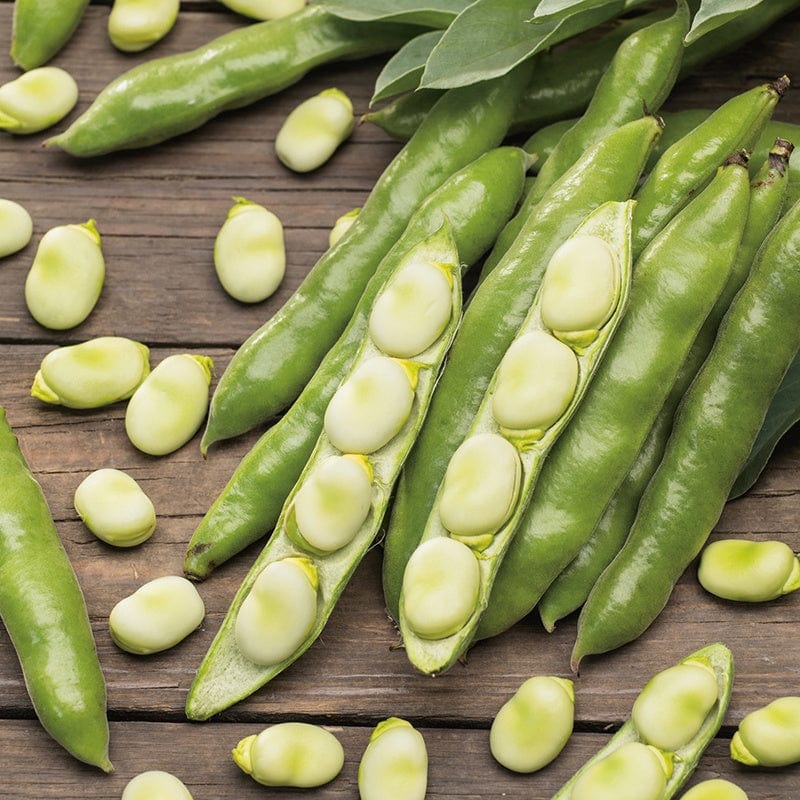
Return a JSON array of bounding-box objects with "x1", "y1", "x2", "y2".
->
[
  {"x1": 438, "y1": 433, "x2": 521, "y2": 539},
  {"x1": 232, "y1": 722, "x2": 344, "y2": 788},
  {"x1": 121, "y1": 770, "x2": 194, "y2": 800},
  {"x1": 324, "y1": 356, "x2": 415, "y2": 454},
  {"x1": 31, "y1": 336, "x2": 150, "y2": 409},
  {"x1": 291, "y1": 454, "x2": 373, "y2": 552},
  {"x1": 571, "y1": 741, "x2": 670, "y2": 800},
  {"x1": 0, "y1": 67, "x2": 79, "y2": 134},
  {"x1": 539, "y1": 234, "x2": 619, "y2": 347},
  {"x1": 328, "y1": 206, "x2": 360, "y2": 248},
  {"x1": 632, "y1": 661, "x2": 719, "y2": 752},
  {"x1": 108, "y1": 0, "x2": 181, "y2": 52},
  {"x1": 219, "y1": 0, "x2": 306, "y2": 20},
  {"x1": 75, "y1": 468, "x2": 156, "y2": 548},
  {"x1": 234, "y1": 557, "x2": 318, "y2": 665},
  {"x1": 368, "y1": 258, "x2": 453, "y2": 358},
  {"x1": 0, "y1": 199, "x2": 33, "y2": 258},
  {"x1": 213, "y1": 197, "x2": 286, "y2": 303},
  {"x1": 275, "y1": 88, "x2": 354, "y2": 173},
  {"x1": 402, "y1": 536, "x2": 480, "y2": 640},
  {"x1": 491, "y1": 330, "x2": 579, "y2": 434},
  {"x1": 681, "y1": 779, "x2": 749, "y2": 800},
  {"x1": 125, "y1": 354, "x2": 213, "y2": 456},
  {"x1": 24, "y1": 219, "x2": 105, "y2": 330},
  {"x1": 358, "y1": 718, "x2": 428, "y2": 800},
  {"x1": 731, "y1": 696, "x2": 800, "y2": 767},
  {"x1": 109, "y1": 575, "x2": 205, "y2": 654},
  {"x1": 698, "y1": 539, "x2": 800, "y2": 602},
  {"x1": 489, "y1": 676, "x2": 574, "y2": 773}
]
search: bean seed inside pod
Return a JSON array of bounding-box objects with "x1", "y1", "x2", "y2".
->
[
  {"x1": 402, "y1": 536, "x2": 480, "y2": 640},
  {"x1": 358, "y1": 718, "x2": 428, "y2": 800},
  {"x1": 0, "y1": 198, "x2": 33, "y2": 258},
  {"x1": 292, "y1": 454, "x2": 373, "y2": 552},
  {"x1": 324, "y1": 356, "x2": 415, "y2": 454},
  {"x1": 121, "y1": 770, "x2": 194, "y2": 800},
  {"x1": 235, "y1": 557, "x2": 319, "y2": 665},
  {"x1": 232, "y1": 722, "x2": 344, "y2": 788},
  {"x1": 368, "y1": 258, "x2": 453, "y2": 358},
  {"x1": 490, "y1": 675, "x2": 574, "y2": 773},
  {"x1": 571, "y1": 741, "x2": 670, "y2": 800},
  {"x1": 213, "y1": 197, "x2": 286, "y2": 303},
  {"x1": 0, "y1": 67, "x2": 79, "y2": 134},
  {"x1": 24, "y1": 219, "x2": 105, "y2": 330},
  {"x1": 491, "y1": 330, "x2": 579, "y2": 433},
  {"x1": 632, "y1": 661, "x2": 719, "y2": 751},
  {"x1": 539, "y1": 234, "x2": 618, "y2": 344},
  {"x1": 109, "y1": 575, "x2": 205, "y2": 655},
  {"x1": 74, "y1": 468, "x2": 156, "y2": 548},
  {"x1": 438, "y1": 433, "x2": 521, "y2": 539},
  {"x1": 731, "y1": 696, "x2": 800, "y2": 767},
  {"x1": 328, "y1": 206, "x2": 360, "y2": 248}
]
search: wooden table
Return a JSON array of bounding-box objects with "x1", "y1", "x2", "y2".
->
[{"x1": 2, "y1": 3, "x2": 800, "y2": 797}]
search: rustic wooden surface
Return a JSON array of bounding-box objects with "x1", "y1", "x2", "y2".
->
[{"x1": 2, "y1": 2, "x2": 800, "y2": 797}]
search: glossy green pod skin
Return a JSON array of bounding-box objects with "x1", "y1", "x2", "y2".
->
[
  {"x1": 0, "y1": 407, "x2": 111, "y2": 771},
  {"x1": 185, "y1": 224, "x2": 462, "y2": 720},
  {"x1": 538, "y1": 140, "x2": 793, "y2": 632},
  {"x1": 552, "y1": 644, "x2": 733, "y2": 800},
  {"x1": 478, "y1": 156, "x2": 752, "y2": 641},
  {"x1": 572, "y1": 195, "x2": 800, "y2": 667},
  {"x1": 11, "y1": 0, "x2": 90, "y2": 70},
  {"x1": 199, "y1": 64, "x2": 531, "y2": 450},
  {"x1": 183, "y1": 147, "x2": 529, "y2": 580},
  {"x1": 47, "y1": 6, "x2": 418, "y2": 156},
  {"x1": 382, "y1": 116, "x2": 661, "y2": 622}
]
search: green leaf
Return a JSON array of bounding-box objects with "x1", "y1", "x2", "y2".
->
[
  {"x1": 372, "y1": 30, "x2": 444, "y2": 104},
  {"x1": 685, "y1": 0, "x2": 765, "y2": 44},
  {"x1": 420, "y1": 0, "x2": 630, "y2": 89},
  {"x1": 316, "y1": 0, "x2": 471, "y2": 28},
  {"x1": 531, "y1": 0, "x2": 619, "y2": 22},
  {"x1": 729, "y1": 353, "x2": 800, "y2": 498}
]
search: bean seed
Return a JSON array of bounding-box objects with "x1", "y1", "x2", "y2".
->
[
  {"x1": 234, "y1": 556, "x2": 318, "y2": 665},
  {"x1": 108, "y1": 0, "x2": 180, "y2": 52},
  {"x1": 219, "y1": 0, "x2": 307, "y2": 20},
  {"x1": 275, "y1": 87, "x2": 354, "y2": 172},
  {"x1": 731, "y1": 696, "x2": 800, "y2": 767},
  {"x1": 213, "y1": 197, "x2": 286, "y2": 303},
  {"x1": 232, "y1": 722, "x2": 344, "y2": 787},
  {"x1": 109, "y1": 576, "x2": 205, "y2": 655},
  {"x1": 358, "y1": 718, "x2": 427, "y2": 800},
  {"x1": 328, "y1": 206, "x2": 360, "y2": 248},
  {"x1": 401, "y1": 536, "x2": 480, "y2": 640},
  {"x1": 681, "y1": 779, "x2": 749, "y2": 800},
  {"x1": 121, "y1": 770, "x2": 194, "y2": 800},
  {"x1": 0, "y1": 66, "x2": 78, "y2": 134},
  {"x1": 0, "y1": 198, "x2": 33, "y2": 258},
  {"x1": 24, "y1": 219, "x2": 104, "y2": 330},
  {"x1": 31, "y1": 336, "x2": 150, "y2": 409},
  {"x1": 74, "y1": 468, "x2": 156, "y2": 547}
]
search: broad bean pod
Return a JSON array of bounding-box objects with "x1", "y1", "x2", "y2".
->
[
  {"x1": 537, "y1": 140, "x2": 794, "y2": 632},
  {"x1": 47, "y1": 5, "x2": 420, "y2": 157},
  {"x1": 398, "y1": 200, "x2": 634, "y2": 675},
  {"x1": 199, "y1": 64, "x2": 531, "y2": 449},
  {"x1": 552, "y1": 643, "x2": 733, "y2": 800},
  {"x1": 382, "y1": 115, "x2": 661, "y2": 623},
  {"x1": 478, "y1": 155, "x2": 752, "y2": 641},
  {"x1": 572, "y1": 195, "x2": 800, "y2": 667},
  {"x1": 11, "y1": 0, "x2": 90, "y2": 71},
  {"x1": 481, "y1": 1, "x2": 688, "y2": 276},
  {"x1": 185, "y1": 223, "x2": 462, "y2": 719},
  {"x1": 184, "y1": 146, "x2": 529, "y2": 580},
  {"x1": 0, "y1": 407, "x2": 111, "y2": 771}
]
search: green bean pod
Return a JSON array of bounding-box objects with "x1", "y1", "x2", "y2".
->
[
  {"x1": 199, "y1": 64, "x2": 530, "y2": 450},
  {"x1": 183, "y1": 146, "x2": 529, "y2": 580},
  {"x1": 382, "y1": 115, "x2": 661, "y2": 622},
  {"x1": 481, "y1": 2, "x2": 688, "y2": 277},
  {"x1": 0, "y1": 407, "x2": 111, "y2": 771},
  {"x1": 11, "y1": 0, "x2": 90, "y2": 71},
  {"x1": 478, "y1": 155, "x2": 752, "y2": 641},
  {"x1": 572, "y1": 195, "x2": 800, "y2": 668},
  {"x1": 537, "y1": 139, "x2": 793, "y2": 632},
  {"x1": 185, "y1": 222, "x2": 462, "y2": 719},
  {"x1": 398, "y1": 200, "x2": 634, "y2": 675},
  {"x1": 46, "y1": 6, "x2": 419, "y2": 157},
  {"x1": 552, "y1": 643, "x2": 733, "y2": 800}
]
